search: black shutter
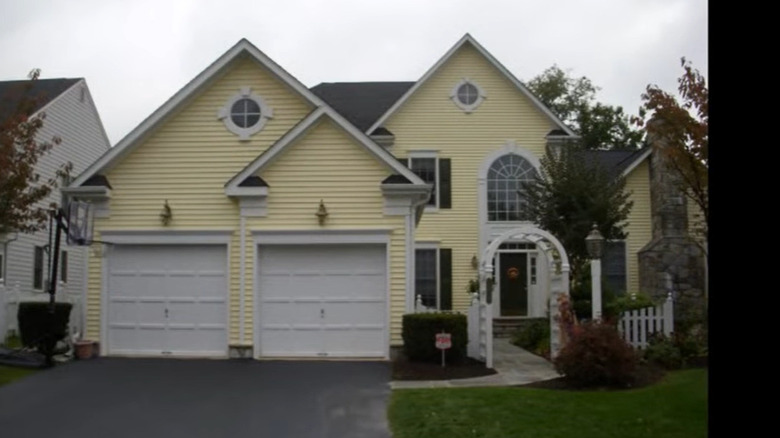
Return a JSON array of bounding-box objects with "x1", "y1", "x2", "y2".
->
[
  {"x1": 439, "y1": 248, "x2": 452, "y2": 310},
  {"x1": 439, "y1": 158, "x2": 451, "y2": 209}
]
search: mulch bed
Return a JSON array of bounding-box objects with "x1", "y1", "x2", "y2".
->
[{"x1": 392, "y1": 356, "x2": 497, "y2": 380}]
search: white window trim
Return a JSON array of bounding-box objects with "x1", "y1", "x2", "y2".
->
[
  {"x1": 0, "y1": 252, "x2": 4, "y2": 281},
  {"x1": 450, "y1": 78, "x2": 486, "y2": 113},
  {"x1": 217, "y1": 87, "x2": 274, "y2": 140},
  {"x1": 408, "y1": 151, "x2": 440, "y2": 211},
  {"x1": 415, "y1": 242, "x2": 440, "y2": 310}
]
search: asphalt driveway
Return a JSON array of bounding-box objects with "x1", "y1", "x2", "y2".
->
[{"x1": 0, "y1": 358, "x2": 391, "y2": 438}]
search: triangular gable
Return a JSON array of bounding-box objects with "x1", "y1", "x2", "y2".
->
[
  {"x1": 225, "y1": 107, "x2": 428, "y2": 192},
  {"x1": 71, "y1": 39, "x2": 330, "y2": 187},
  {"x1": 367, "y1": 33, "x2": 578, "y2": 137}
]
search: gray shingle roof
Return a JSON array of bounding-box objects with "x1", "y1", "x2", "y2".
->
[
  {"x1": 578, "y1": 147, "x2": 649, "y2": 179},
  {"x1": 310, "y1": 82, "x2": 414, "y2": 132},
  {"x1": 0, "y1": 78, "x2": 80, "y2": 122}
]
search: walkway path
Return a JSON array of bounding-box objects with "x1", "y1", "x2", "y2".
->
[{"x1": 391, "y1": 338, "x2": 560, "y2": 389}]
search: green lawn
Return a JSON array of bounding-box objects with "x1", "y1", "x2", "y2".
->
[
  {"x1": 0, "y1": 365, "x2": 38, "y2": 387},
  {"x1": 389, "y1": 369, "x2": 707, "y2": 438}
]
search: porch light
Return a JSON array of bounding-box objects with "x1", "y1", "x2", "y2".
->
[
  {"x1": 471, "y1": 254, "x2": 479, "y2": 269},
  {"x1": 316, "y1": 199, "x2": 328, "y2": 226},
  {"x1": 585, "y1": 223, "x2": 604, "y2": 321},
  {"x1": 585, "y1": 223, "x2": 604, "y2": 259},
  {"x1": 160, "y1": 200, "x2": 173, "y2": 226}
]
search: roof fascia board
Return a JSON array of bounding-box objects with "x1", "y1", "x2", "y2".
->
[
  {"x1": 620, "y1": 148, "x2": 652, "y2": 177},
  {"x1": 367, "y1": 34, "x2": 576, "y2": 136},
  {"x1": 71, "y1": 39, "x2": 329, "y2": 187}
]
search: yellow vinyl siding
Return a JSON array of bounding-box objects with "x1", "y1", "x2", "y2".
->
[
  {"x1": 85, "y1": 57, "x2": 314, "y2": 342},
  {"x1": 624, "y1": 160, "x2": 652, "y2": 294},
  {"x1": 386, "y1": 43, "x2": 555, "y2": 312},
  {"x1": 249, "y1": 119, "x2": 407, "y2": 344}
]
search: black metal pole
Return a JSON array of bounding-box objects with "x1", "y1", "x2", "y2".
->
[{"x1": 44, "y1": 209, "x2": 64, "y2": 367}]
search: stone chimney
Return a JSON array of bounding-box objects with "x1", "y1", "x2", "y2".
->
[{"x1": 638, "y1": 119, "x2": 706, "y2": 328}]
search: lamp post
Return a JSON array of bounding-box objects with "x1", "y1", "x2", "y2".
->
[{"x1": 585, "y1": 223, "x2": 605, "y2": 321}]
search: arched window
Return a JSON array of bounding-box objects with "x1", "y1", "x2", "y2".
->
[{"x1": 487, "y1": 154, "x2": 537, "y2": 221}]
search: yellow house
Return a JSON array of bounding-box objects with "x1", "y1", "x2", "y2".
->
[{"x1": 65, "y1": 34, "x2": 655, "y2": 359}]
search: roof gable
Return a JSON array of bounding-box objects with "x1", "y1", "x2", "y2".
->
[
  {"x1": 367, "y1": 34, "x2": 577, "y2": 136},
  {"x1": 71, "y1": 39, "x2": 329, "y2": 187},
  {"x1": 0, "y1": 78, "x2": 80, "y2": 122},
  {"x1": 226, "y1": 107, "x2": 427, "y2": 191}
]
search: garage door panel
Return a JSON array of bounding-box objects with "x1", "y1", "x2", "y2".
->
[
  {"x1": 323, "y1": 302, "x2": 385, "y2": 325},
  {"x1": 107, "y1": 244, "x2": 227, "y2": 357},
  {"x1": 258, "y1": 244, "x2": 387, "y2": 358},
  {"x1": 322, "y1": 328, "x2": 384, "y2": 357}
]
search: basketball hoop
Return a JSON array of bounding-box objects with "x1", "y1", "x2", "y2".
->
[{"x1": 66, "y1": 201, "x2": 94, "y2": 246}]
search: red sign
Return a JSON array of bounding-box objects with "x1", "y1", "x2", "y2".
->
[{"x1": 435, "y1": 333, "x2": 452, "y2": 350}]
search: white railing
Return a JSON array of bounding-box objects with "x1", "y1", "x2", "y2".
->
[
  {"x1": 414, "y1": 294, "x2": 436, "y2": 313},
  {"x1": 618, "y1": 293, "x2": 674, "y2": 349}
]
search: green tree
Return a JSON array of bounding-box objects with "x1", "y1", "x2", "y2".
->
[
  {"x1": 634, "y1": 58, "x2": 708, "y2": 242},
  {"x1": 523, "y1": 143, "x2": 634, "y2": 282},
  {"x1": 527, "y1": 65, "x2": 643, "y2": 150},
  {"x1": 0, "y1": 69, "x2": 71, "y2": 234}
]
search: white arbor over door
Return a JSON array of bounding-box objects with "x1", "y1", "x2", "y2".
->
[{"x1": 474, "y1": 226, "x2": 570, "y2": 367}]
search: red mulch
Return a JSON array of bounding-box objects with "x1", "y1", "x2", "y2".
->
[{"x1": 392, "y1": 356, "x2": 497, "y2": 380}]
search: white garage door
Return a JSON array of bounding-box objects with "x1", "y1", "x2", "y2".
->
[
  {"x1": 258, "y1": 244, "x2": 387, "y2": 358},
  {"x1": 107, "y1": 245, "x2": 227, "y2": 357}
]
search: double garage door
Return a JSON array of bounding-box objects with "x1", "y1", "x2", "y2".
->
[{"x1": 106, "y1": 243, "x2": 387, "y2": 358}]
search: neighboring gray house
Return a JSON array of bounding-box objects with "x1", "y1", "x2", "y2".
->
[{"x1": 0, "y1": 78, "x2": 110, "y2": 341}]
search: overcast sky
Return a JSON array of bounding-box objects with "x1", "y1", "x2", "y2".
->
[{"x1": 0, "y1": 0, "x2": 707, "y2": 145}]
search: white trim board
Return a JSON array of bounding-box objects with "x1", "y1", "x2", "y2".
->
[
  {"x1": 99, "y1": 230, "x2": 234, "y2": 245},
  {"x1": 251, "y1": 229, "x2": 392, "y2": 245},
  {"x1": 367, "y1": 33, "x2": 577, "y2": 137}
]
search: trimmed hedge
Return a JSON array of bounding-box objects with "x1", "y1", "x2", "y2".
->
[
  {"x1": 402, "y1": 313, "x2": 467, "y2": 363},
  {"x1": 17, "y1": 302, "x2": 73, "y2": 351}
]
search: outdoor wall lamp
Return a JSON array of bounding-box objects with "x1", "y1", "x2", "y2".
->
[
  {"x1": 160, "y1": 200, "x2": 173, "y2": 226},
  {"x1": 316, "y1": 199, "x2": 328, "y2": 226},
  {"x1": 585, "y1": 223, "x2": 605, "y2": 259},
  {"x1": 471, "y1": 254, "x2": 479, "y2": 269}
]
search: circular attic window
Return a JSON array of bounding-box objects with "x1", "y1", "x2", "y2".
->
[
  {"x1": 217, "y1": 87, "x2": 274, "y2": 140},
  {"x1": 450, "y1": 79, "x2": 485, "y2": 113}
]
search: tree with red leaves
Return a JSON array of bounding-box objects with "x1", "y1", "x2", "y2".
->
[
  {"x1": 0, "y1": 69, "x2": 72, "y2": 235},
  {"x1": 634, "y1": 58, "x2": 708, "y2": 242}
]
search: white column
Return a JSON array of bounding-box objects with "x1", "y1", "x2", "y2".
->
[{"x1": 591, "y1": 259, "x2": 602, "y2": 321}]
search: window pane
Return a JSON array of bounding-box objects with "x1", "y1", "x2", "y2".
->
[
  {"x1": 230, "y1": 98, "x2": 262, "y2": 128},
  {"x1": 415, "y1": 249, "x2": 438, "y2": 308},
  {"x1": 33, "y1": 246, "x2": 44, "y2": 290},
  {"x1": 61, "y1": 251, "x2": 68, "y2": 283},
  {"x1": 457, "y1": 83, "x2": 478, "y2": 105},
  {"x1": 603, "y1": 241, "x2": 627, "y2": 294},
  {"x1": 486, "y1": 154, "x2": 538, "y2": 222},
  {"x1": 410, "y1": 158, "x2": 437, "y2": 206}
]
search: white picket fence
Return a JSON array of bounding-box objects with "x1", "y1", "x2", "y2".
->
[{"x1": 618, "y1": 293, "x2": 674, "y2": 349}]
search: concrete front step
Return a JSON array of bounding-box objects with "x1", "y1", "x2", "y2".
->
[{"x1": 493, "y1": 317, "x2": 547, "y2": 338}]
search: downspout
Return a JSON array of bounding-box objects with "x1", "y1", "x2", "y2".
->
[{"x1": 239, "y1": 216, "x2": 246, "y2": 344}]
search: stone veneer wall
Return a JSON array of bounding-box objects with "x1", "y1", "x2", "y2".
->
[{"x1": 638, "y1": 122, "x2": 706, "y2": 329}]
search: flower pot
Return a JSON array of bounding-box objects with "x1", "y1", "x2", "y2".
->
[{"x1": 75, "y1": 340, "x2": 97, "y2": 360}]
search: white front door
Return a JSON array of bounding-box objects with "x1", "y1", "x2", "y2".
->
[
  {"x1": 106, "y1": 245, "x2": 228, "y2": 357},
  {"x1": 257, "y1": 244, "x2": 387, "y2": 358}
]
